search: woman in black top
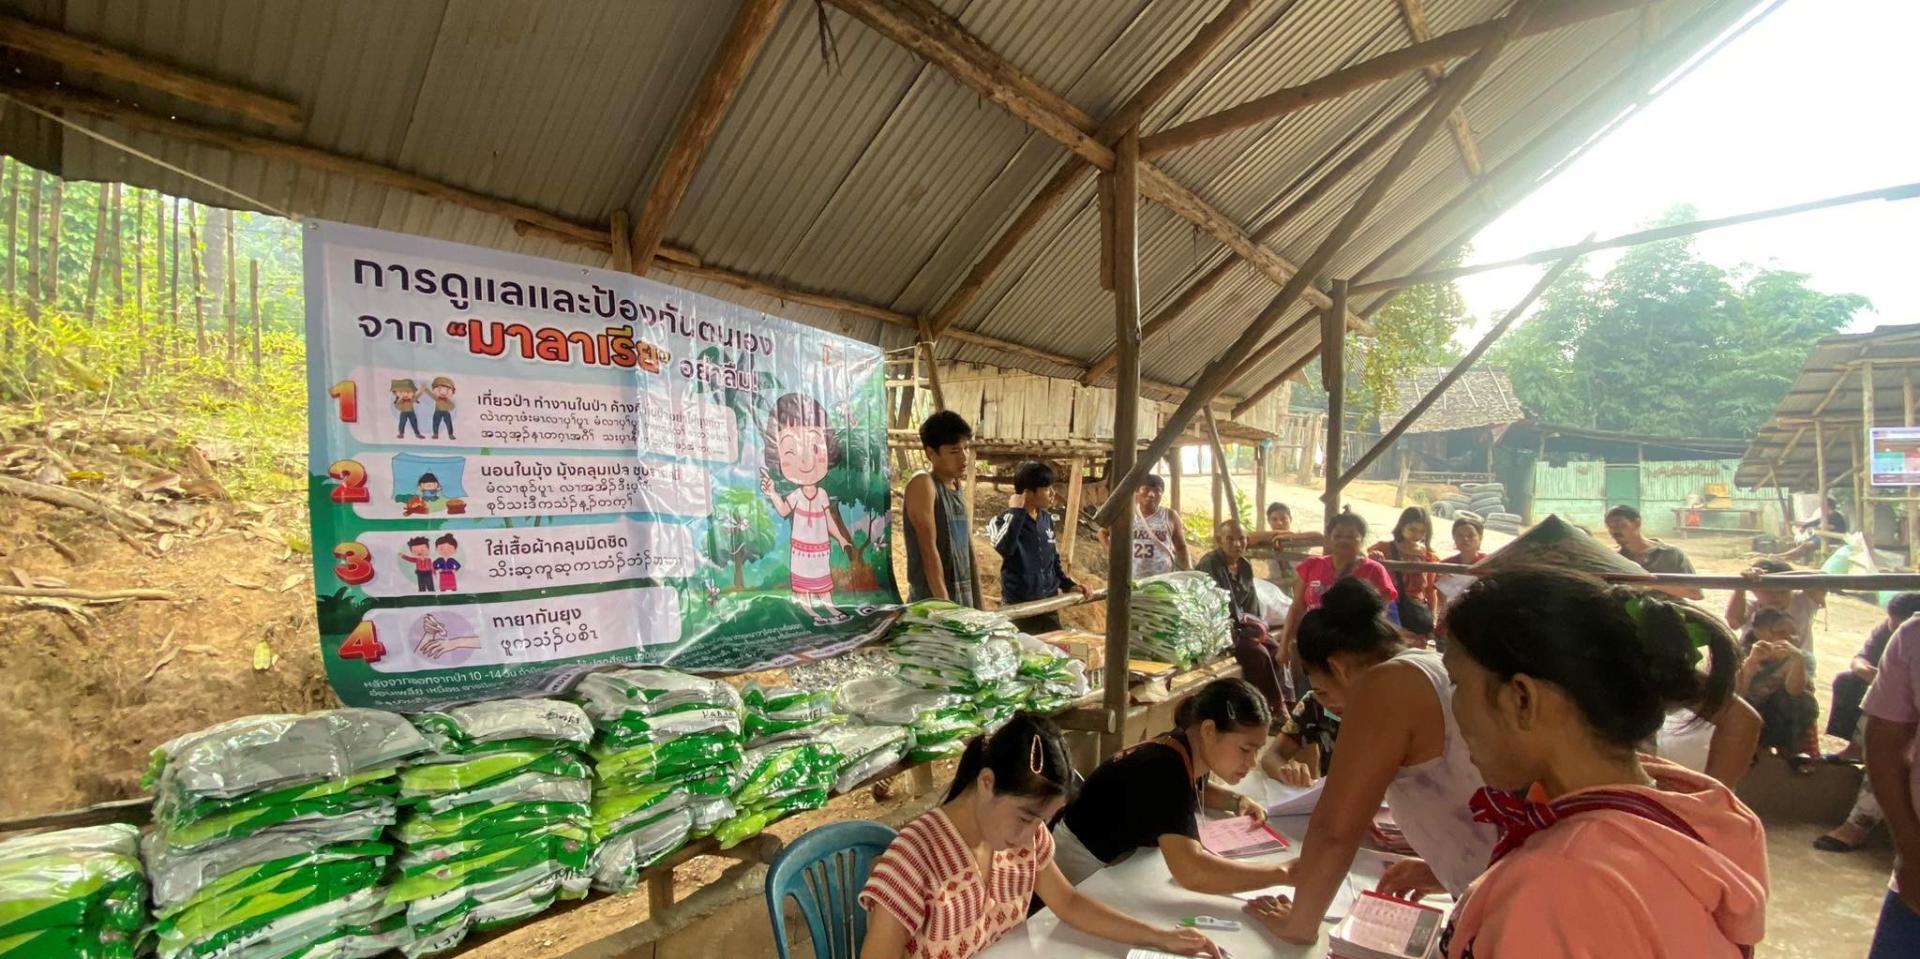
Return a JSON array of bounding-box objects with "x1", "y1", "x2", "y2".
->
[{"x1": 1053, "y1": 680, "x2": 1286, "y2": 893}]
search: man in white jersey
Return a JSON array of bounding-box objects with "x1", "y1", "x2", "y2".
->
[{"x1": 1099, "y1": 473, "x2": 1190, "y2": 578}]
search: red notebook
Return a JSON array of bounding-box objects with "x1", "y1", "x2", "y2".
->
[
  {"x1": 1198, "y1": 815, "x2": 1290, "y2": 859},
  {"x1": 1330, "y1": 891, "x2": 1446, "y2": 959}
]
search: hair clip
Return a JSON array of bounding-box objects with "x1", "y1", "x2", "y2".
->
[{"x1": 1029, "y1": 735, "x2": 1045, "y2": 775}]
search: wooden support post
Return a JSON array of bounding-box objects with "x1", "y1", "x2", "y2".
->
[
  {"x1": 1851, "y1": 430, "x2": 1866, "y2": 553},
  {"x1": 1332, "y1": 250, "x2": 1579, "y2": 494},
  {"x1": 628, "y1": 0, "x2": 787, "y2": 268},
  {"x1": 1203, "y1": 406, "x2": 1239, "y2": 525},
  {"x1": 646, "y1": 869, "x2": 675, "y2": 914},
  {"x1": 1323, "y1": 283, "x2": 1348, "y2": 529},
  {"x1": 1091, "y1": 11, "x2": 1531, "y2": 529},
  {"x1": 963, "y1": 455, "x2": 979, "y2": 550},
  {"x1": 919, "y1": 338, "x2": 946, "y2": 412},
  {"x1": 1396, "y1": 454, "x2": 1411, "y2": 508},
  {"x1": 1211, "y1": 445, "x2": 1224, "y2": 531},
  {"x1": 1299, "y1": 416, "x2": 1319, "y2": 486},
  {"x1": 1167, "y1": 450, "x2": 1182, "y2": 515},
  {"x1": 1815, "y1": 419, "x2": 1827, "y2": 540},
  {"x1": 608, "y1": 209, "x2": 634, "y2": 274},
  {"x1": 1101, "y1": 128, "x2": 1142, "y2": 760},
  {"x1": 1863, "y1": 361, "x2": 1876, "y2": 551},
  {"x1": 1061, "y1": 456, "x2": 1085, "y2": 571},
  {"x1": 1254, "y1": 444, "x2": 1268, "y2": 524}
]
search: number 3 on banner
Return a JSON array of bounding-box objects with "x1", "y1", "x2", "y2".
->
[
  {"x1": 328, "y1": 380, "x2": 359, "y2": 423},
  {"x1": 338, "y1": 622, "x2": 385, "y2": 664},
  {"x1": 332, "y1": 542, "x2": 375, "y2": 585},
  {"x1": 328, "y1": 460, "x2": 371, "y2": 503}
]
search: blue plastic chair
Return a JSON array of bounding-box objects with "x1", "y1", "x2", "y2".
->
[{"x1": 766, "y1": 820, "x2": 898, "y2": 959}]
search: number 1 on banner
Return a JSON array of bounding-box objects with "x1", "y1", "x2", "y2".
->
[
  {"x1": 328, "y1": 460, "x2": 371, "y2": 503},
  {"x1": 328, "y1": 380, "x2": 359, "y2": 423},
  {"x1": 338, "y1": 622, "x2": 386, "y2": 664}
]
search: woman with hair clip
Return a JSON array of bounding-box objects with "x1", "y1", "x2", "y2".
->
[
  {"x1": 1244, "y1": 578, "x2": 1495, "y2": 944},
  {"x1": 1053, "y1": 679, "x2": 1281, "y2": 893},
  {"x1": 1433, "y1": 569, "x2": 1767, "y2": 957},
  {"x1": 860, "y1": 713, "x2": 1222, "y2": 959}
]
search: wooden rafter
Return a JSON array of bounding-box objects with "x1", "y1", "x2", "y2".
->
[
  {"x1": 1392, "y1": 0, "x2": 1485, "y2": 179},
  {"x1": 1094, "y1": 1, "x2": 1538, "y2": 528},
  {"x1": 1139, "y1": 0, "x2": 1656, "y2": 159},
  {"x1": 925, "y1": 0, "x2": 1252, "y2": 337},
  {"x1": 828, "y1": 0, "x2": 1367, "y2": 335},
  {"x1": 1081, "y1": 88, "x2": 1433, "y2": 387},
  {"x1": 627, "y1": 0, "x2": 786, "y2": 271},
  {"x1": 0, "y1": 14, "x2": 305, "y2": 131}
]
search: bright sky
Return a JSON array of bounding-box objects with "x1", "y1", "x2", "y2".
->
[{"x1": 1456, "y1": 0, "x2": 1920, "y2": 336}]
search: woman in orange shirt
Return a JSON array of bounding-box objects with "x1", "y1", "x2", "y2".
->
[
  {"x1": 1436, "y1": 569, "x2": 1767, "y2": 958},
  {"x1": 1370, "y1": 507, "x2": 1441, "y2": 646}
]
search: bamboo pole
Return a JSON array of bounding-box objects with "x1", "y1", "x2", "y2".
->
[
  {"x1": 629, "y1": 0, "x2": 787, "y2": 269},
  {"x1": 1211, "y1": 441, "x2": 1224, "y2": 531},
  {"x1": 1094, "y1": 7, "x2": 1532, "y2": 529},
  {"x1": 1322, "y1": 283, "x2": 1348, "y2": 529},
  {"x1": 1393, "y1": 0, "x2": 1484, "y2": 178},
  {"x1": 1139, "y1": 0, "x2": 1653, "y2": 158},
  {"x1": 1814, "y1": 419, "x2": 1827, "y2": 539},
  {"x1": 1906, "y1": 372, "x2": 1917, "y2": 570},
  {"x1": 1168, "y1": 449, "x2": 1183, "y2": 515},
  {"x1": 1862, "y1": 361, "x2": 1876, "y2": 550},
  {"x1": 1371, "y1": 559, "x2": 1920, "y2": 591},
  {"x1": 1354, "y1": 182, "x2": 1920, "y2": 295},
  {"x1": 1331, "y1": 250, "x2": 1580, "y2": 495},
  {"x1": 1101, "y1": 128, "x2": 1142, "y2": 760},
  {"x1": 1255, "y1": 443, "x2": 1268, "y2": 524},
  {"x1": 249, "y1": 258, "x2": 261, "y2": 377}
]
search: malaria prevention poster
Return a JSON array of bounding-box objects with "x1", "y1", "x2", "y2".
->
[{"x1": 305, "y1": 221, "x2": 897, "y2": 710}]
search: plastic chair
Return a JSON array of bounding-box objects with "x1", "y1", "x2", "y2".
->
[{"x1": 766, "y1": 820, "x2": 898, "y2": 959}]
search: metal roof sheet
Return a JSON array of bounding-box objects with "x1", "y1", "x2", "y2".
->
[
  {"x1": 1, "y1": 0, "x2": 1757, "y2": 413},
  {"x1": 1735, "y1": 324, "x2": 1920, "y2": 489}
]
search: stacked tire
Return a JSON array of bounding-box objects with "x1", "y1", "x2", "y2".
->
[{"x1": 1433, "y1": 483, "x2": 1520, "y2": 533}]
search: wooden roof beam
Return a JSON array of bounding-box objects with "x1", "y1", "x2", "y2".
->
[
  {"x1": 1139, "y1": 0, "x2": 1657, "y2": 159},
  {"x1": 626, "y1": 0, "x2": 786, "y2": 273},
  {"x1": 925, "y1": 0, "x2": 1252, "y2": 338},
  {"x1": 826, "y1": 0, "x2": 1366, "y2": 335},
  {"x1": 1082, "y1": 88, "x2": 1432, "y2": 387},
  {"x1": 1094, "y1": 2, "x2": 1537, "y2": 528},
  {"x1": 0, "y1": 14, "x2": 305, "y2": 131},
  {"x1": 1393, "y1": 0, "x2": 1485, "y2": 179}
]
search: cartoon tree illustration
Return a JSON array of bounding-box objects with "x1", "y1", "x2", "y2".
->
[{"x1": 710, "y1": 487, "x2": 776, "y2": 592}]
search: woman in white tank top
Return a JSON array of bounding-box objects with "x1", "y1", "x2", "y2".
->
[{"x1": 1245, "y1": 578, "x2": 1495, "y2": 944}]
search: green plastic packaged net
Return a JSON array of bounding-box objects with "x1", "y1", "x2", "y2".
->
[
  {"x1": 0, "y1": 824, "x2": 145, "y2": 958},
  {"x1": 1129, "y1": 571, "x2": 1233, "y2": 667}
]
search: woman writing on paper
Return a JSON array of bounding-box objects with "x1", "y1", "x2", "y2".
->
[
  {"x1": 1245, "y1": 579, "x2": 1496, "y2": 944},
  {"x1": 859, "y1": 714, "x2": 1222, "y2": 959},
  {"x1": 1053, "y1": 680, "x2": 1290, "y2": 893},
  {"x1": 1436, "y1": 569, "x2": 1766, "y2": 957}
]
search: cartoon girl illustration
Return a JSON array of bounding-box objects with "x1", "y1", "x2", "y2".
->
[{"x1": 760, "y1": 392, "x2": 853, "y2": 625}]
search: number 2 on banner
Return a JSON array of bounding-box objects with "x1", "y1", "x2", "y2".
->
[
  {"x1": 328, "y1": 380, "x2": 359, "y2": 423},
  {"x1": 328, "y1": 460, "x2": 371, "y2": 503},
  {"x1": 332, "y1": 542, "x2": 375, "y2": 585},
  {"x1": 338, "y1": 622, "x2": 386, "y2": 664}
]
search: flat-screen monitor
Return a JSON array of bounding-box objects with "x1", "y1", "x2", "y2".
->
[{"x1": 1871, "y1": 426, "x2": 1920, "y2": 487}]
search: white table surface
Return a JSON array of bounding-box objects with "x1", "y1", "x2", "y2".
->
[{"x1": 978, "y1": 772, "x2": 1451, "y2": 958}]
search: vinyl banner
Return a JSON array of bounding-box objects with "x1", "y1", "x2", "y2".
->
[{"x1": 305, "y1": 221, "x2": 897, "y2": 710}]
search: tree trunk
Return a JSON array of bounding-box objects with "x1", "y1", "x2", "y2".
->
[
  {"x1": 249, "y1": 257, "x2": 261, "y2": 376},
  {"x1": 168, "y1": 197, "x2": 180, "y2": 361},
  {"x1": 135, "y1": 189, "x2": 146, "y2": 372},
  {"x1": 4, "y1": 159, "x2": 16, "y2": 309},
  {"x1": 13, "y1": 171, "x2": 36, "y2": 354},
  {"x1": 200, "y1": 203, "x2": 224, "y2": 341},
  {"x1": 85, "y1": 185, "x2": 107, "y2": 322},
  {"x1": 732, "y1": 555, "x2": 746, "y2": 591},
  {"x1": 45, "y1": 177, "x2": 61, "y2": 305},
  {"x1": 189, "y1": 214, "x2": 205, "y2": 356},
  {"x1": 110, "y1": 184, "x2": 124, "y2": 308},
  {"x1": 224, "y1": 209, "x2": 237, "y2": 373}
]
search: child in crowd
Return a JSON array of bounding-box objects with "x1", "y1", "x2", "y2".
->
[
  {"x1": 1739, "y1": 606, "x2": 1818, "y2": 762},
  {"x1": 1435, "y1": 569, "x2": 1766, "y2": 957},
  {"x1": 1198, "y1": 520, "x2": 1287, "y2": 714},
  {"x1": 1248, "y1": 501, "x2": 1321, "y2": 593},
  {"x1": 1056, "y1": 680, "x2": 1280, "y2": 891},
  {"x1": 859, "y1": 714, "x2": 1221, "y2": 959},
  {"x1": 987, "y1": 460, "x2": 1089, "y2": 634},
  {"x1": 1442, "y1": 516, "x2": 1486, "y2": 566},
  {"x1": 1370, "y1": 506, "x2": 1441, "y2": 645},
  {"x1": 1244, "y1": 580, "x2": 1492, "y2": 944},
  {"x1": 1261, "y1": 689, "x2": 1338, "y2": 785}
]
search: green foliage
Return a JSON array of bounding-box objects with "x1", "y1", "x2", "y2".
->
[
  {"x1": 1487, "y1": 205, "x2": 1870, "y2": 438},
  {"x1": 1297, "y1": 251, "x2": 1471, "y2": 423},
  {"x1": 1178, "y1": 487, "x2": 1255, "y2": 549}
]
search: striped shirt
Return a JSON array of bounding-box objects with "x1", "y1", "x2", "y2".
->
[{"x1": 858, "y1": 809, "x2": 1053, "y2": 959}]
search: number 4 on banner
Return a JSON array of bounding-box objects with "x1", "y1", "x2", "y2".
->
[
  {"x1": 338, "y1": 622, "x2": 385, "y2": 664},
  {"x1": 328, "y1": 380, "x2": 359, "y2": 423}
]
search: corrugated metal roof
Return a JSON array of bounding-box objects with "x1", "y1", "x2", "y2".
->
[
  {"x1": 1734, "y1": 324, "x2": 1920, "y2": 489},
  {"x1": 1, "y1": 0, "x2": 1758, "y2": 412}
]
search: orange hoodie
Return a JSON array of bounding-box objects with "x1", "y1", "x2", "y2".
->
[{"x1": 1444, "y1": 758, "x2": 1768, "y2": 958}]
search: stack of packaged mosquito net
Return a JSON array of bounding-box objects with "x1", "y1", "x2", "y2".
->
[
  {"x1": 818, "y1": 723, "x2": 911, "y2": 795},
  {"x1": 835, "y1": 674, "x2": 975, "y2": 764},
  {"x1": 1129, "y1": 571, "x2": 1233, "y2": 668},
  {"x1": 0, "y1": 825, "x2": 147, "y2": 959},
  {"x1": 742, "y1": 682, "x2": 843, "y2": 749},
  {"x1": 388, "y1": 699, "x2": 594, "y2": 956},
  {"x1": 1011, "y1": 633, "x2": 1089, "y2": 714},
  {"x1": 887, "y1": 600, "x2": 1026, "y2": 735},
  {"x1": 140, "y1": 708, "x2": 429, "y2": 959},
  {"x1": 572, "y1": 669, "x2": 745, "y2": 892}
]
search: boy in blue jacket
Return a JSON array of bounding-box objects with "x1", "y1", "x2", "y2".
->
[{"x1": 988, "y1": 460, "x2": 1090, "y2": 634}]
